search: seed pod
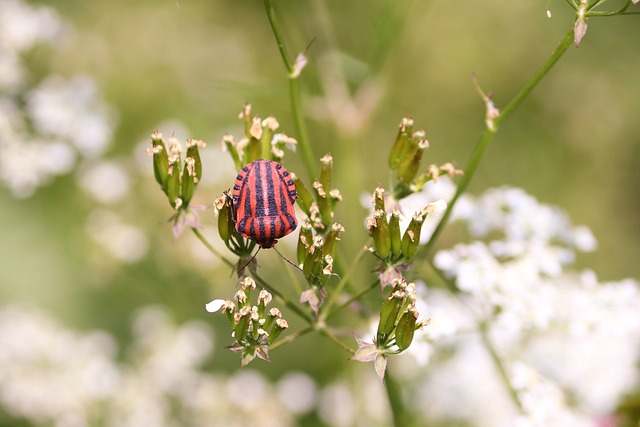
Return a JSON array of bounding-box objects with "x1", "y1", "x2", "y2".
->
[
  {"x1": 291, "y1": 173, "x2": 314, "y2": 216},
  {"x1": 322, "y1": 223, "x2": 345, "y2": 260},
  {"x1": 388, "y1": 208, "x2": 402, "y2": 258},
  {"x1": 297, "y1": 221, "x2": 313, "y2": 265},
  {"x1": 401, "y1": 211, "x2": 426, "y2": 259},
  {"x1": 149, "y1": 131, "x2": 170, "y2": 193},
  {"x1": 377, "y1": 295, "x2": 401, "y2": 337},
  {"x1": 395, "y1": 310, "x2": 418, "y2": 351},
  {"x1": 216, "y1": 194, "x2": 234, "y2": 243},
  {"x1": 181, "y1": 158, "x2": 195, "y2": 206},
  {"x1": 319, "y1": 154, "x2": 333, "y2": 192},
  {"x1": 372, "y1": 210, "x2": 391, "y2": 259},
  {"x1": 166, "y1": 161, "x2": 181, "y2": 208},
  {"x1": 388, "y1": 117, "x2": 413, "y2": 170}
]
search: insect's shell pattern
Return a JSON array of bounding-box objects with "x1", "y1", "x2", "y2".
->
[{"x1": 232, "y1": 159, "x2": 298, "y2": 249}]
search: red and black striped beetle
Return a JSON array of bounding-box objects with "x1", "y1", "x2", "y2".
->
[{"x1": 232, "y1": 159, "x2": 298, "y2": 249}]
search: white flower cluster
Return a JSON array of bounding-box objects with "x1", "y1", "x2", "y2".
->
[
  {"x1": 400, "y1": 185, "x2": 640, "y2": 426},
  {"x1": 0, "y1": 305, "x2": 314, "y2": 427},
  {"x1": 0, "y1": 0, "x2": 116, "y2": 198}
]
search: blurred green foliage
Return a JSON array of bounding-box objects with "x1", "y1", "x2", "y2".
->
[{"x1": 1, "y1": 2, "x2": 639, "y2": 421}]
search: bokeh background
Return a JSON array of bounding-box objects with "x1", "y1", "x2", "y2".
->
[{"x1": 1, "y1": 0, "x2": 639, "y2": 426}]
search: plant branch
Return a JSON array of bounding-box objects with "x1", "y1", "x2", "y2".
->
[
  {"x1": 270, "y1": 325, "x2": 313, "y2": 351},
  {"x1": 479, "y1": 321, "x2": 524, "y2": 411},
  {"x1": 191, "y1": 228, "x2": 235, "y2": 268},
  {"x1": 325, "y1": 279, "x2": 380, "y2": 321},
  {"x1": 264, "y1": 0, "x2": 318, "y2": 179},
  {"x1": 423, "y1": 27, "x2": 575, "y2": 257}
]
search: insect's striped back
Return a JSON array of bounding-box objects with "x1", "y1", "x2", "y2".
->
[{"x1": 232, "y1": 160, "x2": 298, "y2": 248}]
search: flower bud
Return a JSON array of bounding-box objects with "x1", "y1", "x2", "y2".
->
[
  {"x1": 319, "y1": 153, "x2": 333, "y2": 192},
  {"x1": 297, "y1": 221, "x2": 313, "y2": 265},
  {"x1": 395, "y1": 310, "x2": 418, "y2": 351},
  {"x1": 397, "y1": 131, "x2": 428, "y2": 184},
  {"x1": 388, "y1": 208, "x2": 402, "y2": 258},
  {"x1": 371, "y1": 210, "x2": 391, "y2": 259},
  {"x1": 234, "y1": 306, "x2": 251, "y2": 340},
  {"x1": 388, "y1": 117, "x2": 413, "y2": 169},
  {"x1": 377, "y1": 294, "x2": 401, "y2": 338},
  {"x1": 149, "y1": 131, "x2": 169, "y2": 193},
  {"x1": 291, "y1": 173, "x2": 314, "y2": 216},
  {"x1": 372, "y1": 186, "x2": 386, "y2": 212},
  {"x1": 401, "y1": 211, "x2": 426, "y2": 259},
  {"x1": 268, "y1": 318, "x2": 289, "y2": 343},
  {"x1": 260, "y1": 116, "x2": 279, "y2": 160},
  {"x1": 322, "y1": 223, "x2": 345, "y2": 260},
  {"x1": 166, "y1": 159, "x2": 181, "y2": 209},
  {"x1": 215, "y1": 194, "x2": 234, "y2": 243}
]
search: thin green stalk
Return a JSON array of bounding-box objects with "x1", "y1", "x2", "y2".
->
[
  {"x1": 479, "y1": 322, "x2": 524, "y2": 411},
  {"x1": 270, "y1": 325, "x2": 314, "y2": 351},
  {"x1": 325, "y1": 279, "x2": 380, "y2": 321},
  {"x1": 385, "y1": 370, "x2": 413, "y2": 427},
  {"x1": 264, "y1": 0, "x2": 318, "y2": 179},
  {"x1": 423, "y1": 27, "x2": 575, "y2": 257},
  {"x1": 321, "y1": 242, "x2": 371, "y2": 317},
  {"x1": 317, "y1": 325, "x2": 355, "y2": 354},
  {"x1": 191, "y1": 228, "x2": 235, "y2": 268}
]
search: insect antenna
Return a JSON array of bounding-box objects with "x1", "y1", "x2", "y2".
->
[
  {"x1": 236, "y1": 248, "x2": 261, "y2": 277},
  {"x1": 273, "y1": 246, "x2": 304, "y2": 274}
]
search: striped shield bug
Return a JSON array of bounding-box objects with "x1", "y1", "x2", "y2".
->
[{"x1": 232, "y1": 159, "x2": 298, "y2": 249}]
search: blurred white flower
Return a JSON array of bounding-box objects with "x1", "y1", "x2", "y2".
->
[
  {"x1": 78, "y1": 160, "x2": 131, "y2": 204},
  {"x1": 27, "y1": 75, "x2": 116, "y2": 159},
  {"x1": 86, "y1": 209, "x2": 148, "y2": 262},
  {"x1": 0, "y1": 0, "x2": 65, "y2": 91},
  {"x1": 276, "y1": 372, "x2": 318, "y2": 415}
]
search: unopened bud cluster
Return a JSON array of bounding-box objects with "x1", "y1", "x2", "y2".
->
[
  {"x1": 295, "y1": 154, "x2": 345, "y2": 314},
  {"x1": 376, "y1": 278, "x2": 428, "y2": 352},
  {"x1": 216, "y1": 276, "x2": 289, "y2": 367},
  {"x1": 221, "y1": 103, "x2": 297, "y2": 171},
  {"x1": 147, "y1": 131, "x2": 206, "y2": 209},
  {"x1": 293, "y1": 153, "x2": 342, "y2": 231},
  {"x1": 214, "y1": 192, "x2": 256, "y2": 261},
  {"x1": 388, "y1": 117, "x2": 462, "y2": 199},
  {"x1": 366, "y1": 186, "x2": 446, "y2": 265}
]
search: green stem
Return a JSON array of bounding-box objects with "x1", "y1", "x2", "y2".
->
[
  {"x1": 317, "y1": 325, "x2": 355, "y2": 354},
  {"x1": 270, "y1": 325, "x2": 313, "y2": 351},
  {"x1": 264, "y1": 0, "x2": 318, "y2": 179},
  {"x1": 479, "y1": 322, "x2": 524, "y2": 411},
  {"x1": 385, "y1": 370, "x2": 413, "y2": 427},
  {"x1": 191, "y1": 228, "x2": 235, "y2": 268},
  {"x1": 423, "y1": 27, "x2": 575, "y2": 257},
  {"x1": 325, "y1": 279, "x2": 380, "y2": 321}
]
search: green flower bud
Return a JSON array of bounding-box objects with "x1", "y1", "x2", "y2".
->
[
  {"x1": 181, "y1": 157, "x2": 196, "y2": 206},
  {"x1": 377, "y1": 294, "x2": 401, "y2": 338},
  {"x1": 263, "y1": 307, "x2": 282, "y2": 332},
  {"x1": 388, "y1": 117, "x2": 413, "y2": 170},
  {"x1": 166, "y1": 161, "x2": 181, "y2": 208},
  {"x1": 401, "y1": 211, "x2": 426, "y2": 259},
  {"x1": 234, "y1": 306, "x2": 251, "y2": 341},
  {"x1": 372, "y1": 186, "x2": 386, "y2": 212},
  {"x1": 268, "y1": 318, "x2": 288, "y2": 343},
  {"x1": 313, "y1": 180, "x2": 333, "y2": 229},
  {"x1": 149, "y1": 131, "x2": 169, "y2": 193},
  {"x1": 215, "y1": 194, "x2": 234, "y2": 244},
  {"x1": 319, "y1": 153, "x2": 333, "y2": 192},
  {"x1": 372, "y1": 210, "x2": 391, "y2": 259},
  {"x1": 322, "y1": 223, "x2": 345, "y2": 260},
  {"x1": 397, "y1": 131, "x2": 428, "y2": 185},
  {"x1": 297, "y1": 221, "x2": 313, "y2": 265},
  {"x1": 395, "y1": 310, "x2": 418, "y2": 351},
  {"x1": 186, "y1": 139, "x2": 205, "y2": 183},
  {"x1": 388, "y1": 208, "x2": 402, "y2": 258},
  {"x1": 260, "y1": 116, "x2": 279, "y2": 160},
  {"x1": 291, "y1": 173, "x2": 314, "y2": 216},
  {"x1": 221, "y1": 133, "x2": 242, "y2": 171},
  {"x1": 247, "y1": 116, "x2": 262, "y2": 163}
]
